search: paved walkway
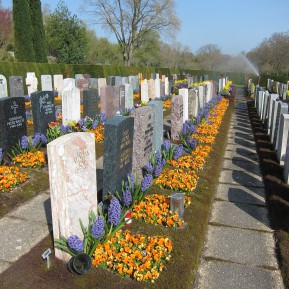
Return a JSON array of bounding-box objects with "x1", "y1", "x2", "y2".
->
[{"x1": 194, "y1": 88, "x2": 284, "y2": 289}]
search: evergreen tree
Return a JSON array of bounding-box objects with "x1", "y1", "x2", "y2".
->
[
  {"x1": 28, "y1": 0, "x2": 47, "y2": 63},
  {"x1": 13, "y1": 0, "x2": 35, "y2": 62},
  {"x1": 45, "y1": 1, "x2": 87, "y2": 64}
]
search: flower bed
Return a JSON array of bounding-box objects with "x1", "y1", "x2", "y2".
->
[
  {"x1": 0, "y1": 166, "x2": 29, "y2": 193},
  {"x1": 92, "y1": 229, "x2": 173, "y2": 283},
  {"x1": 12, "y1": 150, "x2": 46, "y2": 169},
  {"x1": 132, "y1": 194, "x2": 191, "y2": 227}
]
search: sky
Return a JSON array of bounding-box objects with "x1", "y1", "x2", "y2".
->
[{"x1": 2, "y1": 0, "x2": 289, "y2": 56}]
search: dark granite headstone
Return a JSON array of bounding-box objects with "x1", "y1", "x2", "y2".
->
[
  {"x1": 109, "y1": 76, "x2": 116, "y2": 86},
  {"x1": 0, "y1": 97, "x2": 27, "y2": 152},
  {"x1": 31, "y1": 91, "x2": 56, "y2": 135},
  {"x1": 130, "y1": 106, "x2": 153, "y2": 179},
  {"x1": 83, "y1": 89, "x2": 99, "y2": 118},
  {"x1": 102, "y1": 116, "x2": 134, "y2": 201},
  {"x1": 9, "y1": 76, "x2": 24, "y2": 98}
]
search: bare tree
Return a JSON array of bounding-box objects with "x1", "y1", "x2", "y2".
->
[
  {"x1": 196, "y1": 44, "x2": 222, "y2": 71},
  {"x1": 83, "y1": 0, "x2": 180, "y2": 66}
]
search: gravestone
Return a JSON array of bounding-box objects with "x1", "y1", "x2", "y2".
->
[
  {"x1": 0, "y1": 97, "x2": 27, "y2": 153},
  {"x1": 283, "y1": 133, "x2": 289, "y2": 183},
  {"x1": 207, "y1": 82, "x2": 213, "y2": 101},
  {"x1": 88, "y1": 78, "x2": 98, "y2": 90},
  {"x1": 47, "y1": 132, "x2": 97, "y2": 262},
  {"x1": 9, "y1": 76, "x2": 24, "y2": 98},
  {"x1": 75, "y1": 74, "x2": 84, "y2": 86},
  {"x1": 141, "y1": 80, "x2": 149, "y2": 102},
  {"x1": 97, "y1": 78, "x2": 107, "y2": 97},
  {"x1": 169, "y1": 77, "x2": 174, "y2": 96},
  {"x1": 62, "y1": 87, "x2": 81, "y2": 125},
  {"x1": 112, "y1": 85, "x2": 121, "y2": 114},
  {"x1": 148, "y1": 100, "x2": 163, "y2": 153},
  {"x1": 31, "y1": 91, "x2": 56, "y2": 135},
  {"x1": 83, "y1": 89, "x2": 99, "y2": 118},
  {"x1": 130, "y1": 106, "x2": 153, "y2": 179},
  {"x1": 100, "y1": 85, "x2": 114, "y2": 119},
  {"x1": 53, "y1": 75, "x2": 64, "y2": 96},
  {"x1": 267, "y1": 94, "x2": 279, "y2": 134},
  {"x1": 188, "y1": 88, "x2": 199, "y2": 119},
  {"x1": 261, "y1": 91, "x2": 269, "y2": 123},
  {"x1": 148, "y1": 79, "x2": 155, "y2": 100},
  {"x1": 269, "y1": 99, "x2": 280, "y2": 143},
  {"x1": 257, "y1": 90, "x2": 265, "y2": 117},
  {"x1": 108, "y1": 76, "x2": 115, "y2": 86},
  {"x1": 0, "y1": 75, "x2": 8, "y2": 98},
  {"x1": 154, "y1": 78, "x2": 160, "y2": 99},
  {"x1": 164, "y1": 77, "x2": 169, "y2": 95},
  {"x1": 77, "y1": 78, "x2": 89, "y2": 101},
  {"x1": 198, "y1": 86, "x2": 204, "y2": 108},
  {"x1": 119, "y1": 85, "x2": 125, "y2": 111},
  {"x1": 83, "y1": 74, "x2": 91, "y2": 79},
  {"x1": 274, "y1": 102, "x2": 288, "y2": 150},
  {"x1": 25, "y1": 72, "x2": 38, "y2": 96},
  {"x1": 63, "y1": 78, "x2": 75, "y2": 90},
  {"x1": 277, "y1": 114, "x2": 289, "y2": 165},
  {"x1": 171, "y1": 95, "x2": 183, "y2": 140},
  {"x1": 102, "y1": 116, "x2": 134, "y2": 200},
  {"x1": 41, "y1": 75, "x2": 53, "y2": 91},
  {"x1": 160, "y1": 81, "x2": 165, "y2": 97},
  {"x1": 122, "y1": 77, "x2": 128, "y2": 85},
  {"x1": 179, "y1": 88, "x2": 189, "y2": 123},
  {"x1": 115, "y1": 76, "x2": 122, "y2": 86},
  {"x1": 124, "y1": 83, "x2": 133, "y2": 109}
]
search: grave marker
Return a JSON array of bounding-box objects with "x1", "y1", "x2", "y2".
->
[
  {"x1": 47, "y1": 132, "x2": 97, "y2": 262},
  {"x1": 62, "y1": 87, "x2": 81, "y2": 125},
  {"x1": 0, "y1": 74, "x2": 8, "y2": 98},
  {"x1": 41, "y1": 75, "x2": 53, "y2": 91},
  {"x1": 179, "y1": 88, "x2": 189, "y2": 123},
  {"x1": 9, "y1": 76, "x2": 24, "y2": 98},
  {"x1": 0, "y1": 97, "x2": 27, "y2": 152},
  {"x1": 25, "y1": 72, "x2": 38, "y2": 96},
  {"x1": 171, "y1": 95, "x2": 183, "y2": 140},
  {"x1": 31, "y1": 91, "x2": 56, "y2": 135},
  {"x1": 102, "y1": 116, "x2": 134, "y2": 200},
  {"x1": 83, "y1": 89, "x2": 99, "y2": 118},
  {"x1": 53, "y1": 75, "x2": 64, "y2": 96},
  {"x1": 277, "y1": 114, "x2": 289, "y2": 165}
]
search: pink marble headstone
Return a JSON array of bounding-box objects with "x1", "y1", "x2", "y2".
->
[{"x1": 47, "y1": 132, "x2": 98, "y2": 262}]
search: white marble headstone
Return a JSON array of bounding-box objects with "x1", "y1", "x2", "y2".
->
[
  {"x1": 277, "y1": 114, "x2": 289, "y2": 165},
  {"x1": 141, "y1": 79, "x2": 149, "y2": 102},
  {"x1": 97, "y1": 78, "x2": 107, "y2": 97},
  {"x1": 47, "y1": 132, "x2": 97, "y2": 261},
  {"x1": 154, "y1": 78, "x2": 160, "y2": 99},
  {"x1": 0, "y1": 74, "x2": 8, "y2": 98},
  {"x1": 179, "y1": 88, "x2": 189, "y2": 123},
  {"x1": 41, "y1": 75, "x2": 53, "y2": 91},
  {"x1": 62, "y1": 86, "x2": 81, "y2": 125},
  {"x1": 53, "y1": 75, "x2": 64, "y2": 96},
  {"x1": 25, "y1": 72, "x2": 38, "y2": 96},
  {"x1": 63, "y1": 78, "x2": 75, "y2": 90}
]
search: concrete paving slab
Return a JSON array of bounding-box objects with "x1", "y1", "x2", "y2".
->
[
  {"x1": 224, "y1": 147, "x2": 258, "y2": 160},
  {"x1": 8, "y1": 193, "x2": 52, "y2": 225},
  {"x1": 219, "y1": 169, "x2": 264, "y2": 187},
  {"x1": 203, "y1": 225, "x2": 278, "y2": 268},
  {"x1": 195, "y1": 260, "x2": 284, "y2": 289},
  {"x1": 211, "y1": 201, "x2": 271, "y2": 231},
  {"x1": 215, "y1": 183, "x2": 265, "y2": 205},
  {"x1": 221, "y1": 159, "x2": 261, "y2": 176},
  {"x1": 0, "y1": 217, "x2": 49, "y2": 263},
  {"x1": 227, "y1": 137, "x2": 256, "y2": 148},
  {"x1": 229, "y1": 125, "x2": 253, "y2": 134},
  {"x1": 225, "y1": 144, "x2": 257, "y2": 154},
  {"x1": 227, "y1": 132, "x2": 255, "y2": 141}
]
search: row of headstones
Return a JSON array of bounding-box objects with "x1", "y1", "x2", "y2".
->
[
  {"x1": 0, "y1": 73, "x2": 140, "y2": 98},
  {"x1": 254, "y1": 84, "x2": 289, "y2": 185},
  {"x1": 46, "y1": 79, "x2": 218, "y2": 261},
  {"x1": 266, "y1": 79, "x2": 289, "y2": 99}
]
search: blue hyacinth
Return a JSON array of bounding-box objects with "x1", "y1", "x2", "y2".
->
[
  {"x1": 141, "y1": 174, "x2": 153, "y2": 192},
  {"x1": 91, "y1": 216, "x2": 105, "y2": 239},
  {"x1": 143, "y1": 163, "x2": 153, "y2": 174},
  {"x1": 100, "y1": 113, "x2": 106, "y2": 124},
  {"x1": 67, "y1": 235, "x2": 84, "y2": 252},
  {"x1": 173, "y1": 144, "x2": 183, "y2": 160},
  {"x1": 108, "y1": 197, "x2": 122, "y2": 226},
  {"x1": 0, "y1": 148, "x2": 3, "y2": 163},
  {"x1": 21, "y1": 136, "x2": 28, "y2": 150},
  {"x1": 162, "y1": 140, "x2": 171, "y2": 151},
  {"x1": 186, "y1": 138, "x2": 198, "y2": 150},
  {"x1": 155, "y1": 150, "x2": 161, "y2": 164},
  {"x1": 122, "y1": 188, "x2": 132, "y2": 206},
  {"x1": 32, "y1": 133, "x2": 42, "y2": 148},
  {"x1": 153, "y1": 163, "x2": 163, "y2": 177},
  {"x1": 40, "y1": 134, "x2": 48, "y2": 144},
  {"x1": 92, "y1": 120, "x2": 99, "y2": 129}
]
